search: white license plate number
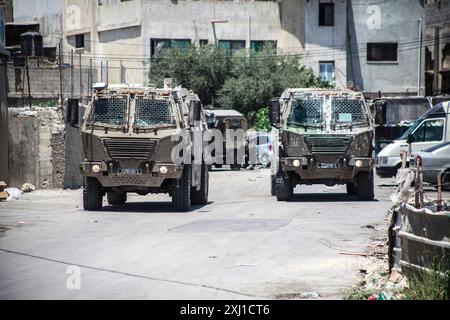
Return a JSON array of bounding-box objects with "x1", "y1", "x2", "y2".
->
[
  {"x1": 118, "y1": 168, "x2": 142, "y2": 175},
  {"x1": 318, "y1": 163, "x2": 338, "y2": 169}
]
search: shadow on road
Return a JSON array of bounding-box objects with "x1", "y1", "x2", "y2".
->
[
  {"x1": 100, "y1": 201, "x2": 213, "y2": 213},
  {"x1": 290, "y1": 193, "x2": 379, "y2": 203}
]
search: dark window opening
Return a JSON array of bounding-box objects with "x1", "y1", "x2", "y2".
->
[
  {"x1": 367, "y1": 43, "x2": 398, "y2": 62},
  {"x1": 218, "y1": 40, "x2": 245, "y2": 54},
  {"x1": 75, "y1": 34, "x2": 84, "y2": 49},
  {"x1": 319, "y1": 3, "x2": 334, "y2": 26},
  {"x1": 150, "y1": 38, "x2": 191, "y2": 56},
  {"x1": 250, "y1": 40, "x2": 277, "y2": 53}
]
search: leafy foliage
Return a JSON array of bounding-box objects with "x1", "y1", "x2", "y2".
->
[{"x1": 149, "y1": 45, "x2": 329, "y2": 125}]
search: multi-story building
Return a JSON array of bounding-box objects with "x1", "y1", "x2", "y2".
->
[
  {"x1": 424, "y1": 0, "x2": 450, "y2": 95},
  {"x1": 5, "y1": 0, "x2": 428, "y2": 99}
]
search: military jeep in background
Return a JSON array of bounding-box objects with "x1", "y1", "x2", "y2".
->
[
  {"x1": 269, "y1": 88, "x2": 375, "y2": 201},
  {"x1": 79, "y1": 82, "x2": 209, "y2": 212},
  {"x1": 204, "y1": 109, "x2": 248, "y2": 170}
]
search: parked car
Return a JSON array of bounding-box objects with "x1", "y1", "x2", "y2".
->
[
  {"x1": 376, "y1": 101, "x2": 450, "y2": 178},
  {"x1": 410, "y1": 141, "x2": 450, "y2": 191},
  {"x1": 246, "y1": 132, "x2": 273, "y2": 167}
]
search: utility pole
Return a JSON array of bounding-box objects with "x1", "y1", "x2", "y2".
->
[
  {"x1": 70, "y1": 49, "x2": 74, "y2": 99},
  {"x1": 59, "y1": 38, "x2": 63, "y2": 110},
  {"x1": 417, "y1": 18, "x2": 422, "y2": 96}
]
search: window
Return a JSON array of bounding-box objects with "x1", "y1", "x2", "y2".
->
[
  {"x1": 250, "y1": 40, "x2": 277, "y2": 53},
  {"x1": 367, "y1": 43, "x2": 398, "y2": 62},
  {"x1": 411, "y1": 119, "x2": 445, "y2": 142},
  {"x1": 319, "y1": 61, "x2": 334, "y2": 83},
  {"x1": 319, "y1": 3, "x2": 334, "y2": 26},
  {"x1": 75, "y1": 34, "x2": 84, "y2": 49},
  {"x1": 150, "y1": 39, "x2": 191, "y2": 56},
  {"x1": 218, "y1": 40, "x2": 245, "y2": 54},
  {"x1": 199, "y1": 39, "x2": 209, "y2": 47}
]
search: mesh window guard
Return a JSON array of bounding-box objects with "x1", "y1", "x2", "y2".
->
[
  {"x1": 135, "y1": 96, "x2": 174, "y2": 127},
  {"x1": 91, "y1": 97, "x2": 127, "y2": 126},
  {"x1": 331, "y1": 98, "x2": 366, "y2": 123}
]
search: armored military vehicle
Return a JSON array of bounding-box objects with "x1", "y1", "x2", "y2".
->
[
  {"x1": 79, "y1": 82, "x2": 209, "y2": 212},
  {"x1": 269, "y1": 88, "x2": 375, "y2": 201},
  {"x1": 204, "y1": 109, "x2": 248, "y2": 170}
]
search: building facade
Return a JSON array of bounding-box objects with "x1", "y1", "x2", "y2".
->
[{"x1": 424, "y1": 0, "x2": 450, "y2": 95}]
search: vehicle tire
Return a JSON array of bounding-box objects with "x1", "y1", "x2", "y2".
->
[
  {"x1": 346, "y1": 183, "x2": 357, "y2": 196},
  {"x1": 215, "y1": 164, "x2": 223, "y2": 169},
  {"x1": 276, "y1": 171, "x2": 293, "y2": 201},
  {"x1": 191, "y1": 164, "x2": 209, "y2": 205},
  {"x1": 271, "y1": 175, "x2": 276, "y2": 196},
  {"x1": 107, "y1": 191, "x2": 127, "y2": 205},
  {"x1": 357, "y1": 170, "x2": 375, "y2": 201},
  {"x1": 172, "y1": 165, "x2": 191, "y2": 212},
  {"x1": 83, "y1": 177, "x2": 103, "y2": 211},
  {"x1": 230, "y1": 164, "x2": 241, "y2": 171}
]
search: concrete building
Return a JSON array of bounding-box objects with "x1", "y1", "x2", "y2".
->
[
  {"x1": 424, "y1": 0, "x2": 450, "y2": 96},
  {"x1": 347, "y1": 0, "x2": 426, "y2": 97},
  {"x1": 0, "y1": 6, "x2": 9, "y2": 185}
]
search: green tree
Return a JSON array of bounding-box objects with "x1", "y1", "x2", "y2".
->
[
  {"x1": 149, "y1": 45, "x2": 231, "y2": 105},
  {"x1": 149, "y1": 45, "x2": 329, "y2": 125}
]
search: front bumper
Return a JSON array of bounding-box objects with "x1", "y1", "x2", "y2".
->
[
  {"x1": 80, "y1": 161, "x2": 183, "y2": 187},
  {"x1": 281, "y1": 156, "x2": 373, "y2": 181}
]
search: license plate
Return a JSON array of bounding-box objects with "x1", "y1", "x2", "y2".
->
[
  {"x1": 318, "y1": 163, "x2": 338, "y2": 169},
  {"x1": 118, "y1": 168, "x2": 142, "y2": 175}
]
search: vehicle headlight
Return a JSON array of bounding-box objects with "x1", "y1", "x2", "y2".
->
[
  {"x1": 92, "y1": 164, "x2": 101, "y2": 173},
  {"x1": 293, "y1": 159, "x2": 301, "y2": 167},
  {"x1": 159, "y1": 166, "x2": 168, "y2": 174},
  {"x1": 355, "y1": 160, "x2": 363, "y2": 168}
]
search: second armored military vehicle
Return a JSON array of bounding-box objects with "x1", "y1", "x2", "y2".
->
[
  {"x1": 79, "y1": 82, "x2": 209, "y2": 212},
  {"x1": 269, "y1": 88, "x2": 375, "y2": 201}
]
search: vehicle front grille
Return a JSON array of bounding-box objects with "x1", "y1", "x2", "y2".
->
[
  {"x1": 305, "y1": 136, "x2": 351, "y2": 155},
  {"x1": 104, "y1": 138, "x2": 157, "y2": 160}
]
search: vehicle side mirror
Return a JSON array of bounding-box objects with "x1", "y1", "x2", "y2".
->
[
  {"x1": 66, "y1": 99, "x2": 79, "y2": 127},
  {"x1": 407, "y1": 133, "x2": 415, "y2": 144},
  {"x1": 268, "y1": 98, "x2": 280, "y2": 127},
  {"x1": 189, "y1": 100, "x2": 202, "y2": 126}
]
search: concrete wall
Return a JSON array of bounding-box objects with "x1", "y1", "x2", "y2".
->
[
  {"x1": 64, "y1": 104, "x2": 85, "y2": 189},
  {"x1": 347, "y1": 0, "x2": 425, "y2": 96},
  {"x1": 0, "y1": 56, "x2": 8, "y2": 185},
  {"x1": 7, "y1": 59, "x2": 98, "y2": 106},
  {"x1": 8, "y1": 107, "x2": 65, "y2": 189}
]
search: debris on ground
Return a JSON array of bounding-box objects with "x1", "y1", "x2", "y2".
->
[
  {"x1": 300, "y1": 291, "x2": 320, "y2": 299},
  {"x1": 21, "y1": 183, "x2": 36, "y2": 193},
  {"x1": 4, "y1": 188, "x2": 23, "y2": 201}
]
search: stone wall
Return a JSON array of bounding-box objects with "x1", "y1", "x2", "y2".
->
[{"x1": 8, "y1": 107, "x2": 66, "y2": 189}]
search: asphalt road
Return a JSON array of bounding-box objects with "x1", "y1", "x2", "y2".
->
[{"x1": 0, "y1": 168, "x2": 396, "y2": 299}]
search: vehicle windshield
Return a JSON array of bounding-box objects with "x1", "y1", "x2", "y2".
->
[
  {"x1": 331, "y1": 97, "x2": 368, "y2": 126},
  {"x1": 288, "y1": 97, "x2": 323, "y2": 128},
  {"x1": 288, "y1": 96, "x2": 368, "y2": 128},
  {"x1": 91, "y1": 97, "x2": 128, "y2": 127},
  {"x1": 134, "y1": 96, "x2": 175, "y2": 127},
  {"x1": 399, "y1": 117, "x2": 423, "y2": 139}
]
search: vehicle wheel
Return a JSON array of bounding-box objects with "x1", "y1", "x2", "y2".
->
[
  {"x1": 357, "y1": 170, "x2": 375, "y2": 201},
  {"x1": 83, "y1": 177, "x2": 103, "y2": 211},
  {"x1": 230, "y1": 164, "x2": 241, "y2": 171},
  {"x1": 271, "y1": 175, "x2": 276, "y2": 196},
  {"x1": 276, "y1": 171, "x2": 293, "y2": 201},
  {"x1": 346, "y1": 183, "x2": 357, "y2": 196},
  {"x1": 107, "y1": 191, "x2": 127, "y2": 205},
  {"x1": 172, "y1": 165, "x2": 191, "y2": 212},
  {"x1": 191, "y1": 164, "x2": 209, "y2": 205},
  {"x1": 215, "y1": 164, "x2": 223, "y2": 169}
]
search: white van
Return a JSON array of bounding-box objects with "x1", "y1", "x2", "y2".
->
[{"x1": 376, "y1": 101, "x2": 450, "y2": 178}]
